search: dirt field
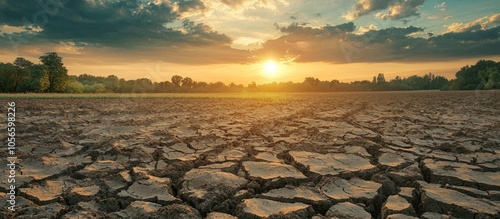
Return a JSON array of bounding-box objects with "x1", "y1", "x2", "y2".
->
[{"x1": 1, "y1": 91, "x2": 499, "y2": 218}]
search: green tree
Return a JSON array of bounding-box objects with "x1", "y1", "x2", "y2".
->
[
  {"x1": 134, "y1": 78, "x2": 154, "y2": 93},
  {"x1": 13, "y1": 57, "x2": 33, "y2": 92},
  {"x1": 0, "y1": 63, "x2": 17, "y2": 92},
  {"x1": 452, "y1": 60, "x2": 498, "y2": 90},
  {"x1": 19, "y1": 64, "x2": 50, "y2": 92},
  {"x1": 40, "y1": 52, "x2": 69, "y2": 92},
  {"x1": 484, "y1": 66, "x2": 500, "y2": 89},
  {"x1": 104, "y1": 75, "x2": 120, "y2": 92}
]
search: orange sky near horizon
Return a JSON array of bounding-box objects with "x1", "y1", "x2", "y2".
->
[{"x1": 60, "y1": 56, "x2": 499, "y2": 85}]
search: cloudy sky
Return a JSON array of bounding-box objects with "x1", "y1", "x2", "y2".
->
[{"x1": 1, "y1": 0, "x2": 499, "y2": 84}]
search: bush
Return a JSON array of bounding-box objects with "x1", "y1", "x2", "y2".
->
[
  {"x1": 66, "y1": 81, "x2": 84, "y2": 93},
  {"x1": 83, "y1": 83, "x2": 106, "y2": 93}
]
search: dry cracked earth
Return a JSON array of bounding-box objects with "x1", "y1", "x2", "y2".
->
[{"x1": 1, "y1": 91, "x2": 500, "y2": 219}]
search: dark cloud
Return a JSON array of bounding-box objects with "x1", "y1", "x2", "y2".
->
[
  {"x1": 255, "y1": 22, "x2": 500, "y2": 63},
  {"x1": 345, "y1": 0, "x2": 426, "y2": 21},
  {"x1": 278, "y1": 22, "x2": 355, "y2": 36},
  {"x1": 0, "y1": 0, "x2": 246, "y2": 65},
  {"x1": 0, "y1": 0, "x2": 231, "y2": 50},
  {"x1": 255, "y1": 22, "x2": 356, "y2": 63},
  {"x1": 175, "y1": 0, "x2": 207, "y2": 14},
  {"x1": 356, "y1": 26, "x2": 424, "y2": 43},
  {"x1": 346, "y1": 0, "x2": 391, "y2": 20}
]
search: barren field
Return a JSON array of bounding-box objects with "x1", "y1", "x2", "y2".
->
[{"x1": 1, "y1": 91, "x2": 500, "y2": 219}]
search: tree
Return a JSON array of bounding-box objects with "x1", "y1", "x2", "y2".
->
[
  {"x1": 248, "y1": 82, "x2": 257, "y2": 90},
  {"x1": 377, "y1": 73, "x2": 386, "y2": 84},
  {"x1": 431, "y1": 75, "x2": 448, "y2": 90},
  {"x1": 181, "y1": 77, "x2": 194, "y2": 88},
  {"x1": 484, "y1": 66, "x2": 500, "y2": 89},
  {"x1": 134, "y1": 78, "x2": 154, "y2": 93},
  {"x1": 195, "y1": 81, "x2": 208, "y2": 88},
  {"x1": 171, "y1": 75, "x2": 183, "y2": 87},
  {"x1": 452, "y1": 60, "x2": 498, "y2": 90},
  {"x1": 0, "y1": 63, "x2": 17, "y2": 92},
  {"x1": 104, "y1": 75, "x2": 120, "y2": 92},
  {"x1": 40, "y1": 52, "x2": 69, "y2": 92},
  {"x1": 13, "y1": 57, "x2": 33, "y2": 91},
  {"x1": 20, "y1": 64, "x2": 50, "y2": 92},
  {"x1": 304, "y1": 77, "x2": 320, "y2": 86},
  {"x1": 77, "y1": 74, "x2": 104, "y2": 85}
]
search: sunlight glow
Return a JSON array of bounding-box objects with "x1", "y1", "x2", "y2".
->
[{"x1": 263, "y1": 60, "x2": 278, "y2": 77}]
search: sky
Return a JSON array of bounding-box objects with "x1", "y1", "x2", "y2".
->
[{"x1": 0, "y1": 0, "x2": 499, "y2": 84}]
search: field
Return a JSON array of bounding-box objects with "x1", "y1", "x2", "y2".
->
[{"x1": 1, "y1": 91, "x2": 500, "y2": 218}]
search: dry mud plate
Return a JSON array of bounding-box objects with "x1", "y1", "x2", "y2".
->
[{"x1": 1, "y1": 91, "x2": 500, "y2": 219}]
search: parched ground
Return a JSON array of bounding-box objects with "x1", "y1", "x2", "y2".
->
[{"x1": 1, "y1": 91, "x2": 499, "y2": 219}]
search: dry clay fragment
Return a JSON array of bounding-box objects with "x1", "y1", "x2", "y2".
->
[
  {"x1": 242, "y1": 161, "x2": 307, "y2": 180},
  {"x1": 77, "y1": 160, "x2": 125, "y2": 178},
  {"x1": 66, "y1": 185, "x2": 100, "y2": 205},
  {"x1": 21, "y1": 155, "x2": 92, "y2": 182},
  {"x1": 381, "y1": 195, "x2": 416, "y2": 219},
  {"x1": 319, "y1": 177, "x2": 381, "y2": 203},
  {"x1": 418, "y1": 181, "x2": 500, "y2": 218},
  {"x1": 288, "y1": 151, "x2": 376, "y2": 177},
  {"x1": 325, "y1": 202, "x2": 372, "y2": 219},
  {"x1": 260, "y1": 185, "x2": 331, "y2": 211},
  {"x1": 422, "y1": 159, "x2": 500, "y2": 190},
  {"x1": 20, "y1": 180, "x2": 69, "y2": 204},
  {"x1": 205, "y1": 212, "x2": 238, "y2": 219},
  {"x1": 386, "y1": 214, "x2": 419, "y2": 219},
  {"x1": 387, "y1": 163, "x2": 423, "y2": 187},
  {"x1": 113, "y1": 201, "x2": 161, "y2": 218},
  {"x1": 236, "y1": 198, "x2": 314, "y2": 219},
  {"x1": 62, "y1": 210, "x2": 107, "y2": 219},
  {"x1": 118, "y1": 177, "x2": 179, "y2": 205},
  {"x1": 16, "y1": 203, "x2": 66, "y2": 219},
  {"x1": 150, "y1": 203, "x2": 202, "y2": 219},
  {"x1": 179, "y1": 169, "x2": 248, "y2": 214}
]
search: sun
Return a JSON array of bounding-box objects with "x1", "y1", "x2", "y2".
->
[{"x1": 263, "y1": 60, "x2": 278, "y2": 76}]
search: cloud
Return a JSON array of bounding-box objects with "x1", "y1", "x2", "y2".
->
[
  {"x1": 0, "y1": 0, "x2": 211, "y2": 46},
  {"x1": 0, "y1": 0, "x2": 246, "y2": 64},
  {"x1": 175, "y1": 0, "x2": 207, "y2": 14},
  {"x1": 357, "y1": 24, "x2": 378, "y2": 34},
  {"x1": 446, "y1": 13, "x2": 500, "y2": 33},
  {"x1": 377, "y1": 0, "x2": 425, "y2": 20},
  {"x1": 344, "y1": 0, "x2": 391, "y2": 21},
  {"x1": 220, "y1": 0, "x2": 247, "y2": 7},
  {"x1": 254, "y1": 22, "x2": 356, "y2": 63},
  {"x1": 255, "y1": 22, "x2": 500, "y2": 63},
  {"x1": 434, "y1": 2, "x2": 446, "y2": 11},
  {"x1": 344, "y1": 0, "x2": 425, "y2": 21},
  {"x1": 55, "y1": 41, "x2": 84, "y2": 55}
]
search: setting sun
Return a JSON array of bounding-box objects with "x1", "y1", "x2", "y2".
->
[{"x1": 263, "y1": 60, "x2": 278, "y2": 77}]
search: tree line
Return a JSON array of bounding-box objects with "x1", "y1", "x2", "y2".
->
[
  {"x1": 0, "y1": 52, "x2": 68, "y2": 93},
  {"x1": 1, "y1": 52, "x2": 499, "y2": 93}
]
